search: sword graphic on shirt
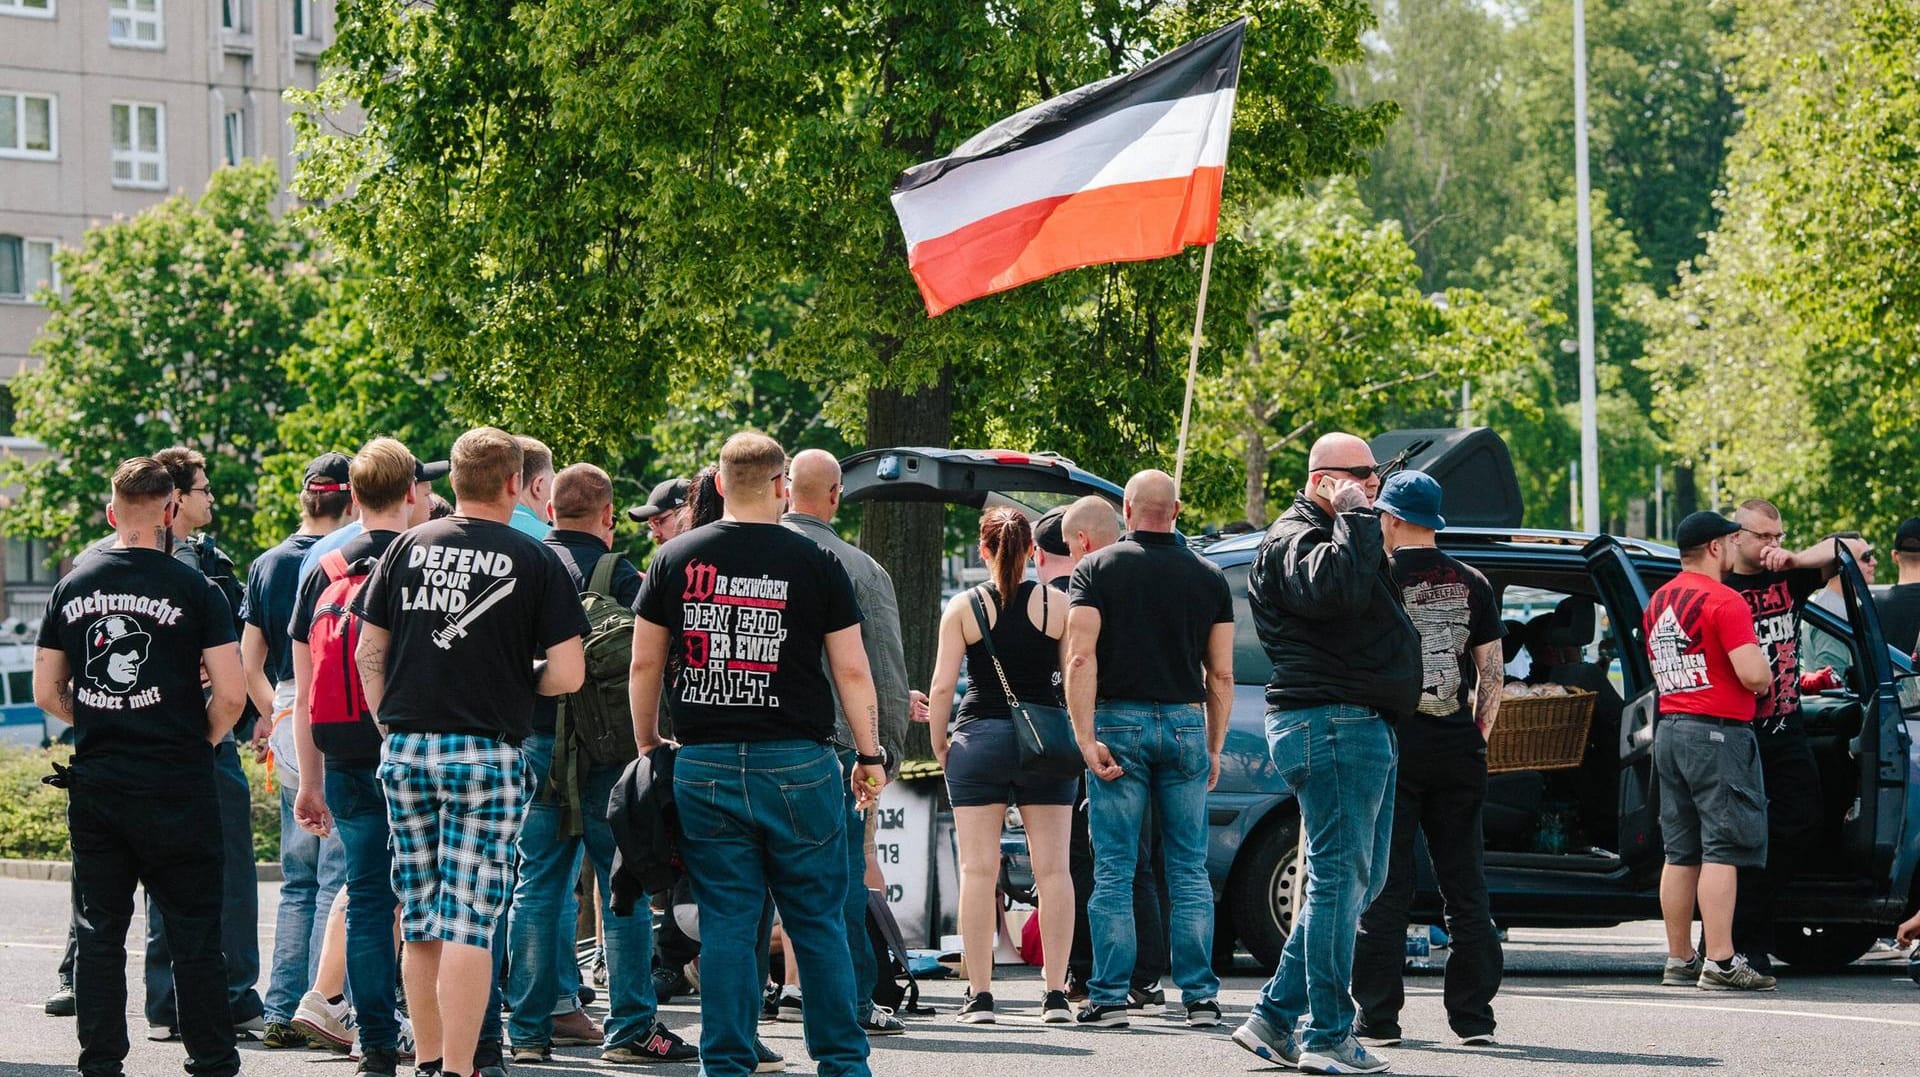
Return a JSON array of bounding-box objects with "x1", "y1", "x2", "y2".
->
[{"x1": 432, "y1": 576, "x2": 516, "y2": 649}]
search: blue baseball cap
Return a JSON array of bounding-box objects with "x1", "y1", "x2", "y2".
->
[{"x1": 1376, "y1": 470, "x2": 1446, "y2": 531}]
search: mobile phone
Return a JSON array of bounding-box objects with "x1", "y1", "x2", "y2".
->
[{"x1": 1314, "y1": 475, "x2": 1339, "y2": 500}]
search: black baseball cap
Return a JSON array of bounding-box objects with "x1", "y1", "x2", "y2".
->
[
  {"x1": 1034, "y1": 507, "x2": 1069, "y2": 556},
  {"x1": 1675, "y1": 510, "x2": 1741, "y2": 551},
  {"x1": 628, "y1": 477, "x2": 690, "y2": 523},
  {"x1": 414, "y1": 458, "x2": 450, "y2": 483},
  {"x1": 1895, "y1": 517, "x2": 1920, "y2": 554},
  {"x1": 303, "y1": 452, "x2": 352, "y2": 493}
]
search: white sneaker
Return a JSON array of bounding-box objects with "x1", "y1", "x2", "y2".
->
[{"x1": 292, "y1": 989, "x2": 356, "y2": 1050}]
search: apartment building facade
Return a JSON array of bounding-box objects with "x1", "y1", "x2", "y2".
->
[{"x1": 0, "y1": 0, "x2": 336, "y2": 621}]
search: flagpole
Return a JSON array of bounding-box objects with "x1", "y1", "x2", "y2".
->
[{"x1": 1172, "y1": 241, "x2": 1216, "y2": 496}]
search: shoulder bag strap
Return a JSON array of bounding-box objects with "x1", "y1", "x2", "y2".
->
[
  {"x1": 966, "y1": 587, "x2": 1025, "y2": 710},
  {"x1": 587, "y1": 551, "x2": 619, "y2": 599}
]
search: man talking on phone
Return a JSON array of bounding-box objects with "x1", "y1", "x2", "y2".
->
[{"x1": 1232, "y1": 432, "x2": 1420, "y2": 1076}]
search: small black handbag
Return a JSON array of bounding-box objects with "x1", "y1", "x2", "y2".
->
[{"x1": 967, "y1": 588, "x2": 1085, "y2": 779}]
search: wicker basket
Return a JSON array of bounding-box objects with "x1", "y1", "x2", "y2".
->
[{"x1": 1485, "y1": 689, "x2": 1596, "y2": 774}]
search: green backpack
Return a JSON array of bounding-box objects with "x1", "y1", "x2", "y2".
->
[{"x1": 559, "y1": 553, "x2": 639, "y2": 768}]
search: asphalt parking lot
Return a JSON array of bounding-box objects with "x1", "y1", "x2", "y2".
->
[{"x1": 1, "y1": 876, "x2": 1916, "y2": 1076}]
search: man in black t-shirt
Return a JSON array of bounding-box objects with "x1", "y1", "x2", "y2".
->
[
  {"x1": 287, "y1": 437, "x2": 423, "y2": 1075},
  {"x1": 37, "y1": 456, "x2": 247, "y2": 1077},
  {"x1": 355, "y1": 428, "x2": 589, "y2": 1077},
  {"x1": 1878, "y1": 518, "x2": 1920, "y2": 657},
  {"x1": 1722, "y1": 498, "x2": 1846, "y2": 975},
  {"x1": 629, "y1": 432, "x2": 888, "y2": 1077},
  {"x1": 1064, "y1": 469, "x2": 1235, "y2": 1029},
  {"x1": 1351, "y1": 470, "x2": 1505, "y2": 1048}
]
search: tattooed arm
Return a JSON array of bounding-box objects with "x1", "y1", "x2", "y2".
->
[
  {"x1": 34, "y1": 647, "x2": 75, "y2": 725},
  {"x1": 355, "y1": 623, "x2": 391, "y2": 729},
  {"x1": 1472, "y1": 640, "x2": 1504, "y2": 740}
]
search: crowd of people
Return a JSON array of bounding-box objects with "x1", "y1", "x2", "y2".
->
[{"x1": 30, "y1": 426, "x2": 1920, "y2": 1077}]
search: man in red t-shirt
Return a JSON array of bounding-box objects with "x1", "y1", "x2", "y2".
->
[{"x1": 1644, "y1": 511, "x2": 1774, "y2": 991}]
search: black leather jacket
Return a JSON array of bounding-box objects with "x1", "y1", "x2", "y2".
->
[{"x1": 1247, "y1": 495, "x2": 1421, "y2": 717}]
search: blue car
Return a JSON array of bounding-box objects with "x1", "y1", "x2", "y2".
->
[{"x1": 844, "y1": 438, "x2": 1920, "y2": 971}]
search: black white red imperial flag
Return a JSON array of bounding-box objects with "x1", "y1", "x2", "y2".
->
[{"x1": 891, "y1": 18, "x2": 1244, "y2": 317}]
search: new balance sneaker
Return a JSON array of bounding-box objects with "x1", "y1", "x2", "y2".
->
[
  {"x1": 956, "y1": 990, "x2": 996, "y2": 1024},
  {"x1": 550, "y1": 1007, "x2": 604, "y2": 1046},
  {"x1": 1660, "y1": 954, "x2": 1702, "y2": 986},
  {"x1": 261, "y1": 1021, "x2": 307, "y2": 1050},
  {"x1": 397, "y1": 1017, "x2": 416, "y2": 1061},
  {"x1": 356, "y1": 1046, "x2": 399, "y2": 1077},
  {"x1": 753, "y1": 1038, "x2": 786, "y2": 1074},
  {"x1": 1353, "y1": 1020, "x2": 1401, "y2": 1048},
  {"x1": 1040, "y1": 990, "x2": 1073, "y2": 1024},
  {"x1": 1126, "y1": 982, "x2": 1165, "y2": 1013},
  {"x1": 861, "y1": 1006, "x2": 907, "y2": 1036},
  {"x1": 774, "y1": 986, "x2": 804, "y2": 1023},
  {"x1": 509, "y1": 1042, "x2": 551, "y2": 1065},
  {"x1": 602, "y1": 1021, "x2": 699, "y2": 1063},
  {"x1": 1698, "y1": 954, "x2": 1777, "y2": 991},
  {"x1": 1231, "y1": 1013, "x2": 1300, "y2": 1067},
  {"x1": 1298, "y1": 1035, "x2": 1391, "y2": 1074},
  {"x1": 1073, "y1": 1002, "x2": 1130, "y2": 1029},
  {"x1": 293, "y1": 990, "x2": 356, "y2": 1050},
  {"x1": 1186, "y1": 999, "x2": 1223, "y2": 1028},
  {"x1": 44, "y1": 986, "x2": 76, "y2": 1018}
]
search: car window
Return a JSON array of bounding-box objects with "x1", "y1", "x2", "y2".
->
[
  {"x1": 6, "y1": 669, "x2": 30, "y2": 705},
  {"x1": 1221, "y1": 563, "x2": 1274, "y2": 686},
  {"x1": 1797, "y1": 603, "x2": 1864, "y2": 694}
]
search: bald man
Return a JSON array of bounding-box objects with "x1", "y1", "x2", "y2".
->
[
  {"x1": 1232, "y1": 432, "x2": 1420, "y2": 1074},
  {"x1": 1063, "y1": 469, "x2": 1235, "y2": 1029},
  {"x1": 780, "y1": 448, "x2": 911, "y2": 1036}
]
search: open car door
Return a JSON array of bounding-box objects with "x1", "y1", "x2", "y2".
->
[
  {"x1": 1581, "y1": 535, "x2": 1664, "y2": 879},
  {"x1": 1829, "y1": 544, "x2": 1916, "y2": 886},
  {"x1": 839, "y1": 447, "x2": 1123, "y2": 513}
]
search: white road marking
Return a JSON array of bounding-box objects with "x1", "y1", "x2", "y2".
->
[{"x1": 1407, "y1": 986, "x2": 1920, "y2": 1027}]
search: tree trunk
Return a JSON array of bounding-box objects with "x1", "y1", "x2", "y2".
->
[
  {"x1": 859, "y1": 364, "x2": 953, "y2": 759},
  {"x1": 1244, "y1": 422, "x2": 1271, "y2": 527}
]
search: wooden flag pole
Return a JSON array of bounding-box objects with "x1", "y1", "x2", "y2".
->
[{"x1": 1172, "y1": 241, "x2": 1217, "y2": 496}]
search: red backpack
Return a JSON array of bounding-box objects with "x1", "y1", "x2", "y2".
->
[{"x1": 308, "y1": 550, "x2": 376, "y2": 734}]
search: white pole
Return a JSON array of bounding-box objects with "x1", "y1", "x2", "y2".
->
[
  {"x1": 1172, "y1": 242, "x2": 1217, "y2": 496},
  {"x1": 1573, "y1": 0, "x2": 1600, "y2": 535},
  {"x1": 1654, "y1": 463, "x2": 1665, "y2": 540}
]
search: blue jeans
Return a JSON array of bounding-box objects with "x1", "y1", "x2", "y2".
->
[
  {"x1": 326, "y1": 763, "x2": 402, "y2": 1051},
  {"x1": 1085, "y1": 701, "x2": 1218, "y2": 1006},
  {"x1": 508, "y1": 734, "x2": 657, "y2": 1049},
  {"x1": 146, "y1": 739, "x2": 264, "y2": 1026},
  {"x1": 264, "y1": 777, "x2": 347, "y2": 1023},
  {"x1": 1252, "y1": 704, "x2": 1398, "y2": 1052},
  {"x1": 837, "y1": 749, "x2": 878, "y2": 1019},
  {"x1": 677, "y1": 741, "x2": 868, "y2": 1077}
]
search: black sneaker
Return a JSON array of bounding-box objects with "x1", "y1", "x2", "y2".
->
[
  {"x1": 1186, "y1": 999, "x2": 1223, "y2": 1028},
  {"x1": 1354, "y1": 1019, "x2": 1402, "y2": 1047},
  {"x1": 357, "y1": 1046, "x2": 400, "y2": 1077},
  {"x1": 652, "y1": 965, "x2": 691, "y2": 1004},
  {"x1": 1040, "y1": 990, "x2": 1073, "y2": 1024},
  {"x1": 753, "y1": 1038, "x2": 786, "y2": 1074},
  {"x1": 1074, "y1": 1002, "x2": 1130, "y2": 1029},
  {"x1": 773, "y1": 989, "x2": 803, "y2": 1022},
  {"x1": 1126, "y1": 982, "x2": 1165, "y2": 1013},
  {"x1": 474, "y1": 1038, "x2": 506, "y2": 1077},
  {"x1": 956, "y1": 990, "x2": 996, "y2": 1024},
  {"x1": 602, "y1": 1021, "x2": 699, "y2": 1063},
  {"x1": 44, "y1": 986, "x2": 76, "y2": 1017}
]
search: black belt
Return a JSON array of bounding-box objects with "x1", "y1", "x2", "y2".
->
[{"x1": 1663, "y1": 713, "x2": 1751, "y2": 728}]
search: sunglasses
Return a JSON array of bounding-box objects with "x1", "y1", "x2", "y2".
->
[{"x1": 1313, "y1": 464, "x2": 1380, "y2": 480}]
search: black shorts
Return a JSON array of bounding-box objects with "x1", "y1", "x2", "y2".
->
[
  {"x1": 1654, "y1": 715, "x2": 1768, "y2": 867},
  {"x1": 944, "y1": 717, "x2": 1079, "y2": 808}
]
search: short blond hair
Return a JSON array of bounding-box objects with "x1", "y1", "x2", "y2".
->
[
  {"x1": 352, "y1": 437, "x2": 417, "y2": 513},
  {"x1": 451, "y1": 427, "x2": 523, "y2": 504},
  {"x1": 552, "y1": 462, "x2": 613, "y2": 522},
  {"x1": 718, "y1": 432, "x2": 787, "y2": 501}
]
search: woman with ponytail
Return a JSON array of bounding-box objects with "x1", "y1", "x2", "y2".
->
[{"x1": 927, "y1": 507, "x2": 1076, "y2": 1025}]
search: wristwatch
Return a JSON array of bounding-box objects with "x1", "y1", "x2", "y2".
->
[{"x1": 855, "y1": 746, "x2": 889, "y2": 768}]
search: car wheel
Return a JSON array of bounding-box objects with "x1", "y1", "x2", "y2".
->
[
  {"x1": 1227, "y1": 813, "x2": 1302, "y2": 971},
  {"x1": 1770, "y1": 923, "x2": 1880, "y2": 970}
]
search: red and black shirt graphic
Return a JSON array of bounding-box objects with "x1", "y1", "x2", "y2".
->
[{"x1": 1644, "y1": 572, "x2": 1761, "y2": 721}]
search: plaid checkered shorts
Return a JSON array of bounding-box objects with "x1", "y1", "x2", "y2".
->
[{"x1": 378, "y1": 731, "x2": 528, "y2": 949}]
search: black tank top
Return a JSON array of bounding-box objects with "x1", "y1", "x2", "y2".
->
[{"x1": 956, "y1": 581, "x2": 1061, "y2": 722}]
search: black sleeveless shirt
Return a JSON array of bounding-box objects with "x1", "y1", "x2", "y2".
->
[{"x1": 956, "y1": 581, "x2": 1061, "y2": 722}]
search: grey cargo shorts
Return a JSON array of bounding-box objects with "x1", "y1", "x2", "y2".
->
[{"x1": 1653, "y1": 714, "x2": 1768, "y2": 868}]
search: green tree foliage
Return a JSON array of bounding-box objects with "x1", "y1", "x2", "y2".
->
[
  {"x1": 2, "y1": 164, "x2": 330, "y2": 561},
  {"x1": 1186, "y1": 181, "x2": 1532, "y2": 525}
]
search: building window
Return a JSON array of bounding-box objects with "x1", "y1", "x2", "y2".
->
[
  {"x1": 221, "y1": 0, "x2": 250, "y2": 33},
  {"x1": 110, "y1": 101, "x2": 165, "y2": 188},
  {"x1": 290, "y1": 0, "x2": 312, "y2": 39},
  {"x1": 5, "y1": 536, "x2": 61, "y2": 587},
  {"x1": 0, "y1": 92, "x2": 56, "y2": 159},
  {"x1": 0, "y1": 236, "x2": 58, "y2": 302},
  {"x1": 221, "y1": 108, "x2": 248, "y2": 166},
  {"x1": 108, "y1": 0, "x2": 164, "y2": 48},
  {"x1": 0, "y1": 0, "x2": 55, "y2": 19}
]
